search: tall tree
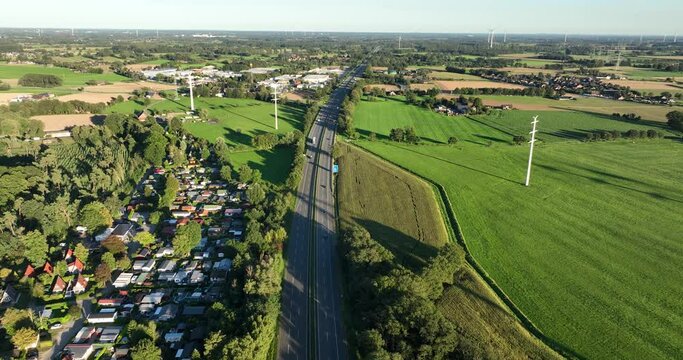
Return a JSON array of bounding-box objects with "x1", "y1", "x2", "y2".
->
[{"x1": 22, "y1": 230, "x2": 48, "y2": 266}]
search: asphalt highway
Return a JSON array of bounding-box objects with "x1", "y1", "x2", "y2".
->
[{"x1": 278, "y1": 64, "x2": 366, "y2": 360}]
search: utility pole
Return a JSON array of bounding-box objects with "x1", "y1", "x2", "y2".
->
[
  {"x1": 525, "y1": 116, "x2": 539, "y2": 187},
  {"x1": 272, "y1": 85, "x2": 279, "y2": 130},
  {"x1": 174, "y1": 76, "x2": 179, "y2": 100},
  {"x1": 188, "y1": 74, "x2": 195, "y2": 112}
]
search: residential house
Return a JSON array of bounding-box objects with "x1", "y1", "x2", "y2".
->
[
  {"x1": 71, "y1": 274, "x2": 88, "y2": 295},
  {"x1": 189, "y1": 270, "x2": 204, "y2": 284},
  {"x1": 141, "y1": 292, "x2": 165, "y2": 305},
  {"x1": 110, "y1": 223, "x2": 135, "y2": 242},
  {"x1": 51, "y1": 276, "x2": 67, "y2": 294},
  {"x1": 64, "y1": 344, "x2": 95, "y2": 360},
  {"x1": 43, "y1": 261, "x2": 53, "y2": 275},
  {"x1": 159, "y1": 260, "x2": 177, "y2": 272},
  {"x1": 155, "y1": 246, "x2": 175, "y2": 258},
  {"x1": 165, "y1": 330, "x2": 184, "y2": 343},
  {"x1": 87, "y1": 311, "x2": 118, "y2": 324},
  {"x1": 23, "y1": 264, "x2": 35, "y2": 278},
  {"x1": 155, "y1": 304, "x2": 179, "y2": 321},
  {"x1": 73, "y1": 326, "x2": 98, "y2": 343},
  {"x1": 67, "y1": 258, "x2": 85, "y2": 274},
  {"x1": 0, "y1": 284, "x2": 18, "y2": 305},
  {"x1": 99, "y1": 326, "x2": 122, "y2": 343},
  {"x1": 113, "y1": 272, "x2": 134, "y2": 288},
  {"x1": 98, "y1": 297, "x2": 124, "y2": 307}
]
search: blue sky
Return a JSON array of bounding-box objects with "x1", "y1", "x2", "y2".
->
[{"x1": 0, "y1": 0, "x2": 680, "y2": 35}]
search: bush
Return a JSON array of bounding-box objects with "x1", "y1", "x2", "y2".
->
[
  {"x1": 513, "y1": 135, "x2": 527, "y2": 145},
  {"x1": 18, "y1": 74, "x2": 63, "y2": 88}
]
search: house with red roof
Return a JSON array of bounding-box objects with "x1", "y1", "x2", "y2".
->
[
  {"x1": 65, "y1": 248, "x2": 74, "y2": 261},
  {"x1": 51, "y1": 276, "x2": 66, "y2": 294},
  {"x1": 67, "y1": 258, "x2": 85, "y2": 274},
  {"x1": 71, "y1": 275, "x2": 88, "y2": 295},
  {"x1": 24, "y1": 264, "x2": 35, "y2": 278},
  {"x1": 43, "y1": 262, "x2": 53, "y2": 275}
]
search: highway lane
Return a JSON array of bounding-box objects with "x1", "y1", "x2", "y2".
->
[{"x1": 278, "y1": 64, "x2": 365, "y2": 360}]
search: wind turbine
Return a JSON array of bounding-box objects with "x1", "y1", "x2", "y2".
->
[
  {"x1": 398, "y1": 35, "x2": 402, "y2": 50},
  {"x1": 188, "y1": 74, "x2": 195, "y2": 112},
  {"x1": 564, "y1": 33, "x2": 568, "y2": 43},
  {"x1": 490, "y1": 29, "x2": 495, "y2": 48},
  {"x1": 271, "y1": 84, "x2": 279, "y2": 130},
  {"x1": 503, "y1": 31, "x2": 507, "y2": 43}
]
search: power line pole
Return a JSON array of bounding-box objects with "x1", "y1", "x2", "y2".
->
[
  {"x1": 272, "y1": 85, "x2": 279, "y2": 130},
  {"x1": 188, "y1": 74, "x2": 195, "y2": 112},
  {"x1": 525, "y1": 116, "x2": 539, "y2": 187}
]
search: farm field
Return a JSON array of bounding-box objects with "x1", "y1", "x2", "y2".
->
[
  {"x1": 428, "y1": 71, "x2": 489, "y2": 81},
  {"x1": 0, "y1": 64, "x2": 126, "y2": 87},
  {"x1": 32, "y1": 114, "x2": 102, "y2": 132},
  {"x1": 434, "y1": 80, "x2": 526, "y2": 91},
  {"x1": 438, "y1": 94, "x2": 675, "y2": 122},
  {"x1": 598, "y1": 66, "x2": 683, "y2": 80},
  {"x1": 335, "y1": 143, "x2": 560, "y2": 359},
  {"x1": 351, "y1": 98, "x2": 683, "y2": 360}
]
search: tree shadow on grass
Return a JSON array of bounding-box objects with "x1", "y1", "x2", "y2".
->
[
  {"x1": 383, "y1": 142, "x2": 520, "y2": 185},
  {"x1": 352, "y1": 218, "x2": 439, "y2": 273},
  {"x1": 536, "y1": 163, "x2": 683, "y2": 204}
]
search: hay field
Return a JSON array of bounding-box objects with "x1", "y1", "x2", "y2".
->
[
  {"x1": 32, "y1": 114, "x2": 99, "y2": 132},
  {"x1": 435, "y1": 80, "x2": 526, "y2": 91}
]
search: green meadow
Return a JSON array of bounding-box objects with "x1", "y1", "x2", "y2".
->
[
  {"x1": 0, "y1": 64, "x2": 126, "y2": 87},
  {"x1": 351, "y1": 97, "x2": 683, "y2": 359}
]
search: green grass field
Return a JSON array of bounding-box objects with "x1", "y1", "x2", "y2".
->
[
  {"x1": 336, "y1": 143, "x2": 560, "y2": 359},
  {"x1": 351, "y1": 98, "x2": 683, "y2": 360},
  {"x1": 354, "y1": 97, "x2": 671, "y2": 144},
  {"x1": 452, "y1": 94, "x2": 676, "y2": 122},
  {"x1": 109, "y1": 97, "x2": 305, "y2": 184},
  {"x1": 0, "y1": 64, "x2": 126, "y2": 87}
]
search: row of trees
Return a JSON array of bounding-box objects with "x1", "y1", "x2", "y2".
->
[
  {"x1": 338, "y1": 82, "x2": 363, "y2": 137},
  {"x1": 389, "y1": 126, "x2": 421, "y2": 144},
  {"x1": 18, "y1": 73, "x2": 63, "y2": 88},
  {"x1": 585, "y1": 129, "x2": 664, "y2": 142}
]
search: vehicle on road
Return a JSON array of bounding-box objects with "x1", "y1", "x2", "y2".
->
[{"x1": 50, "y1": 323, "x2": 62, "y2": 330}]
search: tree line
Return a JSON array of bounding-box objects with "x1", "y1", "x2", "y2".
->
[{"x1": 340, "y1": 226, "x2": 465, "y2": 359}]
